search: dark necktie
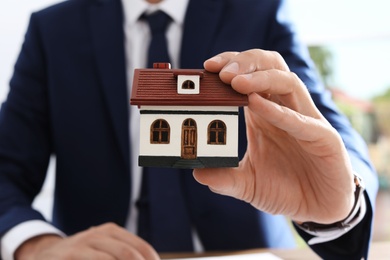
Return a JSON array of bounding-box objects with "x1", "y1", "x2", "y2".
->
[
  {"x1": 142, "y1": 10, "x2": 172, "y2": 68},
  {"x1": 136, "y1": 11, "x2": 194, "y2": 251},
  {"x1": 136, "y1": 10, "x2": 172, "y2": 242}
]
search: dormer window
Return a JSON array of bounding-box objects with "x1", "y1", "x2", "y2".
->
[
  {"x1": 182, "y1": 80, "x2": 195, "y2": 89},
  {"x1": 177, "y1": 75, "x2": 200, "y2": 94}
]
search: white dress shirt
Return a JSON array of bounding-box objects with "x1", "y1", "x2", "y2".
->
[{"x1": 0, "y1": 1, "x2": 188, "y2": 259}]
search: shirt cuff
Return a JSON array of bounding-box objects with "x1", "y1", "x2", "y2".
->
[
  {"x1": 306, "y1": 192, "x2": 366, "y2": 245},
  {"x1": 1, "y1": 220, "x2": 65, "y2": 260}
]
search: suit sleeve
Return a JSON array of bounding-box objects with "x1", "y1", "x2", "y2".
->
[
  {"x1": 265, "y1": 0, "x2": 379, "y2": 259},
  {"x1": 0, "y1": 13, "x2": 53, "y2": 237}
]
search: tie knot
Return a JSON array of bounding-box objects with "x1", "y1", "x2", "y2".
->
[{"x1": 142, "y1": 10, "x2": 171, "y2": 34}]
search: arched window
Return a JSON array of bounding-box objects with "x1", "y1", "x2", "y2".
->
[
  {"x1": 150, "y1": 119, "x2": 170, "y2": 144},
  {"x1": 208, "y1": 120, "x2": 226, "y2": 145},
  {"x1": 181, "y1": 80, "x2": 195, "y2": 89}
]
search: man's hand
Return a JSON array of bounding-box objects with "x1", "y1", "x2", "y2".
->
[
  {"x1": 15, "y1": 223, "x2": 159, "y2": 260},
  {"x1": 193, "y1": 49, "x2": 355, "y2": 225}
]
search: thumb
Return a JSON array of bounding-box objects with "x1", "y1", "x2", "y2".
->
[{"x1": 193, "y1": 167, "x2": 245, "y2": 199}]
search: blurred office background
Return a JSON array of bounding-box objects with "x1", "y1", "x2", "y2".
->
[{"x1": 1, "y1": 0, "x2": 389, "y2": 244}]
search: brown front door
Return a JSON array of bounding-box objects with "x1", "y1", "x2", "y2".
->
[{"x1": 181, "y1": 118, "x2": 197, "y2": 159}]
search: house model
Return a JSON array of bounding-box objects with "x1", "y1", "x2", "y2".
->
[{"x1": 130, "y1": 63, "x2": 248, "y2": 168}]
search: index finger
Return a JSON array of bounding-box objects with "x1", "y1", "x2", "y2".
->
[{"x1": 204, "y1": 49, "x2": 290, "y2": 84}]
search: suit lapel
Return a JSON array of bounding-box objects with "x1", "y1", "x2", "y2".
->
[
  {"x1": 88, "y1": 0, "x2": 130, "y2": 168},
  {"x1": 180, "y1": 0, "x2": 225, "y2": 68}
]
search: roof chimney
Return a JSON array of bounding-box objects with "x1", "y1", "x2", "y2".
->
[{"x1": 153, "y1": 63, "x2": 171, "y2": 69}]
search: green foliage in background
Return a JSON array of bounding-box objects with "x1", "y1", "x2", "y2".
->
[
  {"x1": 372, "y1": 86, "x2": 390, "y2": 136},
  {"x1": 372, "y1": 87, "x2": 390, "y2": 102},
  {"x1": 308, "y1": 46, "x2": 334, "y2": 87}
]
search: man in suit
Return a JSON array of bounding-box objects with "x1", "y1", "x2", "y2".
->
[{"x1": 0, "y1": 0, "x2": 378, "y2": 259}]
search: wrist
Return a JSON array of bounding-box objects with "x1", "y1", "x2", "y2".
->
[
  {"x1": 15, "y1": 235, "x2": 62, "y2": 260},
  {"x1": 295, "y1": 174, "x2": 366, "y2": 244}
]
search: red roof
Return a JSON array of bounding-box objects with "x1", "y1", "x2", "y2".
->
[{"x1": 130, "y1": 68, "x2": 248, "y2": 106}]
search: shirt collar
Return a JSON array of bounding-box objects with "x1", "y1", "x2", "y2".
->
[{"x1": 122, "y1": 0, "x2": 189, "y2": 26}]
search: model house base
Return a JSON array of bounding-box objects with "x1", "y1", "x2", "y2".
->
[{"x1": 139, "y1": 156, "x2": 239, "y2": 168}]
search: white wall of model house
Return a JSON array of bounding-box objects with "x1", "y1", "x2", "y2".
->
[{"x1": 139, "y1": 106, "x2": 239, "y2": 157}]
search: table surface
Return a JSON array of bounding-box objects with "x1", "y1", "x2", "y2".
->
[{"x1": 159, "y1": 241, "x2": 390, "y2": 260}]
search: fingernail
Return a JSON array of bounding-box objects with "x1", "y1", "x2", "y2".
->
[
  {"x1": 222, "y1": 62, "x2": 239, "y2": 74},
  {"x1": 206, "y1": 55, "x2": 222, "y2": 64},
  {"x1": 238, "y1": 73, "x2": 252, "y2": 81}
]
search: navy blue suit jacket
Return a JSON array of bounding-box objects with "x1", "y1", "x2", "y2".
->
[{"x1": 0, "y1": 0, "x2": 378, "y2": 258}]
